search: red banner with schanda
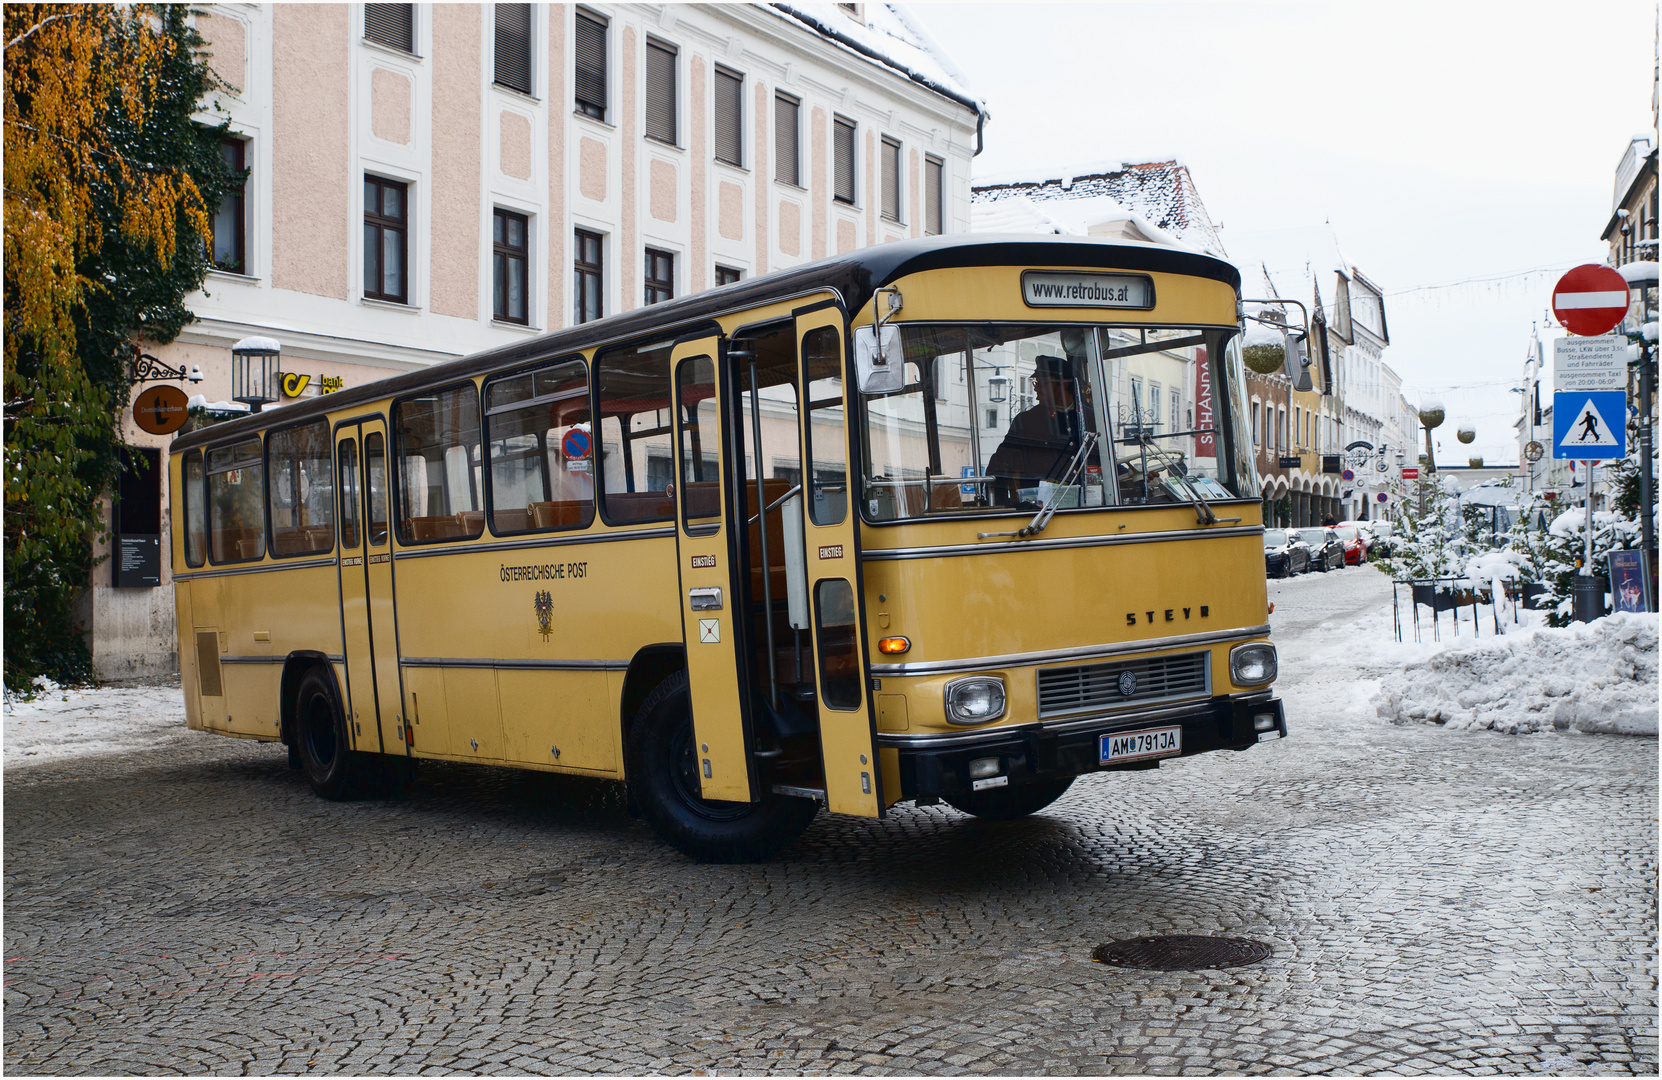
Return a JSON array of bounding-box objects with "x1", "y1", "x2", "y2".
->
[{"x1": 1194, "y1": 347, "x2": 1215, "y2": 458}]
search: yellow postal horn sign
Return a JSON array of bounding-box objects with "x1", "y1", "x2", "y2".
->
[{"x1": 281, "y1": 372, "x2": 312, "y2": 398}]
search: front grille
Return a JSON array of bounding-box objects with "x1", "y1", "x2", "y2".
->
[{"x1": 1037, "y1": 651, "x2": 1209, "y2": 718}]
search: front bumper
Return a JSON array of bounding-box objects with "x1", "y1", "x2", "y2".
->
[{"x1": 882, "y1": 693, "x2": 1286, "y2": 802}]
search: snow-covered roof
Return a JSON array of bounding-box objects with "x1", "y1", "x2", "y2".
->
[
  {"x1": 769, "y1": 4, "x2": 985, "y2": 117},
  {"x1": 971, "y1": 159, "x2": 1224, "y2": 257},
  {"x1": 968, "y1": 192, "x2": 1193, "y2": 251}
]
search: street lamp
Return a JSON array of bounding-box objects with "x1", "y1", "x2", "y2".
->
[
  {"x1": 986, "y1": 369, "x2": 1010, "y2": 404},
  {"x1": 231, "y1": 336, "x2": 281, "y2": 413}
]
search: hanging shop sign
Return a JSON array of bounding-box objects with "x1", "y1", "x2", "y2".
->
[{"x1": 132, "y1": 385, "x2": 190, "y2": 435}]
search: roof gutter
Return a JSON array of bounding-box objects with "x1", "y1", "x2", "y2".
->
[{"x1": 769, "y1": 3, "x2": 988, "y2": 141}]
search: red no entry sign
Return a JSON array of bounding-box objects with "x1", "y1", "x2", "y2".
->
[{"x1": 1552, "y1": 264, "x2": 1630, "y2": 337}]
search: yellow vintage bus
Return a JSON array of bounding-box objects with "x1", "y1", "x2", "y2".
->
[{"x1": 168, "y1": 235, "x2": 1284, "y2": 862}]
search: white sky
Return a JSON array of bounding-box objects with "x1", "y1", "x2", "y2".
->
[{"x1": 921, "y1": 0, "x2": 1658, "y2": 466}]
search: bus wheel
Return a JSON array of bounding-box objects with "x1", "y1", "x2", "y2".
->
[
  {"x1": 295, "y1": 667, "x2": 363, "y2": 801},
  {"x1": 943, "y1": 777, "x2": 1074, "y2": 820},
  {"x1": 627, "y1": 672, "x2": 818, "y2": 863}
]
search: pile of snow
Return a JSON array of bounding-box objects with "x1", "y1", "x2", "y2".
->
[
  {"x1": 1371, "y1": 613, "x2": 1658, "y2": 736},
  {"x1": 4, "y1": 677, "x2": 192, "y2": 768}
]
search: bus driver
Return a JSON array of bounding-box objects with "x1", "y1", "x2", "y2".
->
[{"x1": 987, "y1": 354, "x2": 1087, "y2": 497}]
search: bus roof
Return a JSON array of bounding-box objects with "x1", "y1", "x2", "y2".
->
[{"x1": 172, "y1": 234, "x2": 1241, "y2": 453}]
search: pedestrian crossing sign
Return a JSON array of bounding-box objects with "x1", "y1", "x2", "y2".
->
[{"x1": 1552, "y1": 390, "x2": 1627, "y2": 459}]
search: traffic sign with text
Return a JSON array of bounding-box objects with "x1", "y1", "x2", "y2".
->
[
  {"x1": 1553, "y1": 335, "x2": 1627, "y2": 391},
  {"x1": 1552, "y1": 390, "x2": 1627, "y2": 460}
]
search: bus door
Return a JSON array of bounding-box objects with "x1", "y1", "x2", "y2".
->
[
  {"x1": 668, "y1": 336, "x2": 756, "y2": 804},
  {"x1": 795, "y1": 304, "x2": 882, "y2": 818},
  {"x1": 335, "y1": 419, "x2": 405, "y2": 756}
]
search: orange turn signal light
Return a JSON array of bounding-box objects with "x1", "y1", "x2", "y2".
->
[{"x1": 877, "y1": 636, "x2": 911, "y2": 654}]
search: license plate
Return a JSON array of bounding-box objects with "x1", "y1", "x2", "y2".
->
[{"x1": 1101, "y1": 725, "x2": 1182, "y2": 763}]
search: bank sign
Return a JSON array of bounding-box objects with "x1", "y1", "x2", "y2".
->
[{"x1": 1021, "y1": 271, "x2": 1153, "y2": 309}]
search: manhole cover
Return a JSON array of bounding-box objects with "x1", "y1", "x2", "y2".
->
[{"x1": 1091, "y1": 935, "x2": 1272, "y2": 971}]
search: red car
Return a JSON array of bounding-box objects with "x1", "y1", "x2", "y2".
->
[{"x1": 1331, "y1": 525, "x2": 1368, "y2": 565}]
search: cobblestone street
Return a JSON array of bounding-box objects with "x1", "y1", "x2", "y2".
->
[{"x1": 5, "y1": 571, "x2": 1657, "y2": 1075}]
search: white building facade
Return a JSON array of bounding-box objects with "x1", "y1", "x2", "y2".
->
[{"x1": 92, "y1": 2, "x2": 983, "y2": 680}]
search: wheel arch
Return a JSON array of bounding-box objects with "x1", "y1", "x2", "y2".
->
[
  {"x1": 281, "y1": 651, "x2": 341, "y2": 749},
  {"x1": 619, "y1": 644, "x2": 687, "y2": 761}
]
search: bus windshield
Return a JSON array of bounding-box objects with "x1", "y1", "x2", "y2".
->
[{"x1": 858, "y1": 322, "x2": 1256, "y2": 522}]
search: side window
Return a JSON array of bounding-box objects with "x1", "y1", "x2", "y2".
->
[
  {"x1": 182, "y1": 451, "x2": 206, "y2": 567},
  {"x1": 394, "y1": 383, "x2": 484, "y2": 543},
  {"x1": 338, "y1": 439, "x2": 361, "y2": 549},
  {"x1": 485, "y1": 359, "x2": 595, "y2": 534},
  {"x1": 675, "y1": 356, "x2": 719, "y2": 523},
  {"x1": 801, "y1": 326, "x2": 848, "y2": 526},
  {"x1": 212, "y1": 136, "x2": 247, "y2": 273},
  {"x1": 267, "y1": 419, "x2": 334, "y2": 556},
  {"x1": 596, "y1": 340, "x2": 675, "y2": 524},
  {"x1": 206, "y1": 438, "x2": 265, "y2": 563},
  {"x1": 366, "y1": 432, "x2": 389, "y2": 545}
]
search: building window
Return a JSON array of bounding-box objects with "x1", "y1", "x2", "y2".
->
[
  {"x1": 364, "y1": 3, "x2": 414, "y2": 53},
  {"x1": 645, "y1": 39, "x2": 677, "y2": 144},
  {"x1": 833, "y1": 116, "x2": 856, "y2": 204},
  {"x1": 924, "y1": 155, "x2": 943, "y2": 235},
  {"x1": 880, "y1": 136, "x2": 901, "y2": 222},
  {"x1": 573, "y1": 11, "x2": 607, "y2": 120},
  {"x1": 644, "y1": 248, "x2": 674, "y2": 305},
  {"x1": 574, "y1": 228, "x2": 603, "y2": 324},
  {"x1": 363, "y1": 175, "x2": 408, "y2": 303},
  {"x1": 493, "y1": 209, "x2": 529, "y2": 324},
  {"x1": 1170, "y1": 388, "x2": 1180, "y2": 435},
  {"x1": 774, "y1": 93, "x2": 799, "y2": 186},
  {"x1": 715, "y1": 265, "x2": 742, "y2": 287},
  {"x1": 494, "y1": 3, "x2": 532, "y2": 94},
  {"x1": 212, "y1": 136, "x2": 247, "y2": 273},
  {"x1": 1251, "y1": 401, "x2": 1260, "y2": 447},
  {"x1": 714, "y1": 66, "x2": 743, "y2": 167}
]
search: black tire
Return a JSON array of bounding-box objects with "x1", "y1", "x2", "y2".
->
[
  {"x1": 626, "y1": 672, "x2": 818, "y2": 863},
  {"x1": 943, "y1": 776, "x2": 1075, "y2": 820},
  {"x1": 295, "y1": 667, "x2": 365, "y2": 800}
]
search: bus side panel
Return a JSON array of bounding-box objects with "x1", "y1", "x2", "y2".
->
[
  {"x1": 174, "y1": 584, "x2": 202, "y2": 732},
  {"x1": 216, "y1": 568, "x2": 306, "y2": 739},
  {"x1": 401, "y1": 666, "x2": 448, "y2": 756},
  {"x1": 190, "y1": 577, "x2": 227, "y2": 734},
  {"x1": 497, "y1": 671, "x2": 615, "y2": 772}
]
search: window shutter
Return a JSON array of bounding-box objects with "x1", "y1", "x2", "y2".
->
[
  {"x1": 714, "y1": 68, "x2": 742, "y2": 166},
  {"x1": 881, "y1": 137, "x2": 900, "y2": 221},
  {"x1": 365, "y1": 3, "x2": 414, "y2": 52},
  {"x1": 645, "y1": 41, "x2": 677, "y2": 144},
  {"x1": 774, "y1": 94, "x2": 799, "y2": 186},
  {"x1": 574, "y1": 13, "x2": 608, "y2": 117},
  {"x1": 494, "y1": 4, "x2": 532, "y2": 94},
  {"x1": 925, "y1": 156, "x2": 943, "y2": 234},
  {"x1": 833, "y1": 118, "x2": 855, "y2": 203}
]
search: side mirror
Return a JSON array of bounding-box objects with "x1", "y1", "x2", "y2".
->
[
  {"x1": 1282, "y1": 329, "x2": 1313, "y2": 392},
  {"x1": 853, "y1": 324, "x2": 904, "y2": 394}
]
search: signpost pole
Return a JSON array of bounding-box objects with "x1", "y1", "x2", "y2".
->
[{"x1": 1642, "y1": 346, "x2": 1656, "y2": 610}]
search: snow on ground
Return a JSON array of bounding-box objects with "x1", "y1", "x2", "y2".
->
[
  {"x1": 3, "y1": 677, "x2": 192, "y2": 768},
  {"x1": 1371, "y1": 612, "x2": 1658, "y2": 736}
]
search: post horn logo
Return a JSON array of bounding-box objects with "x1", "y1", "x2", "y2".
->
[{"x1": 533, "y1": 590, "x2": 553, "y2": 641}]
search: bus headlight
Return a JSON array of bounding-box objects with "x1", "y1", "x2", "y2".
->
[
  {"x1": 1229, "y1": 643, "x2": 1278, "y2": 686},
  {"x1": 943, "y1": 676, "x2": 1006, "y2": 725}
]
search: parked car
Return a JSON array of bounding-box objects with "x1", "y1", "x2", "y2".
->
[
  {"x1": 1263, "y1": 528, "x2": 1311, "y2": 578},
  {"x1": 1364, "y1": 520, "x2": 1395, "y2": 558},
  {"x1": 1343, "y1": 519, "x2": 1395, "y2": 558},
  {"x1": 1331, "y1": 525, "x2": 1369, "y2": 565},
  {"x1": 1295, "y1": 526, "x2": 1346, "y2": 571}
]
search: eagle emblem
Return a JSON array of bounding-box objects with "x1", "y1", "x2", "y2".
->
[{"x1": 533, "y1": 590, "x2": 553, "y2": 641}]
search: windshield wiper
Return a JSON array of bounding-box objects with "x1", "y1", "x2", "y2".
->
[
  {"x1": 1119, "y1": 431, "x2": 1239, "y2": 526},
  {"x1": 978, "y1": 431, "x2": 1099, "y2": 539}
]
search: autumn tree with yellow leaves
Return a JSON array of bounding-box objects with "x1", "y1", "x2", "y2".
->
[{"x1": 5, "y1": 5, "x2": 234, "y2": 690}]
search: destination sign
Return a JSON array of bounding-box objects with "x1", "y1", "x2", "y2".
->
[{"x1": 1021, "y1": 271, "x2": 1153, "y2": 310}]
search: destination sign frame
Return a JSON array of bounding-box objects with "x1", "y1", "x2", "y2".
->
[{"x1": 1021, "y1": 271, "x2": 1154, "y2": 310}]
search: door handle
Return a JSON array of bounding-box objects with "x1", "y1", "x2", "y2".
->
[{"x1": 689, "y1": 586, "x2": 723, "y2": 611}]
